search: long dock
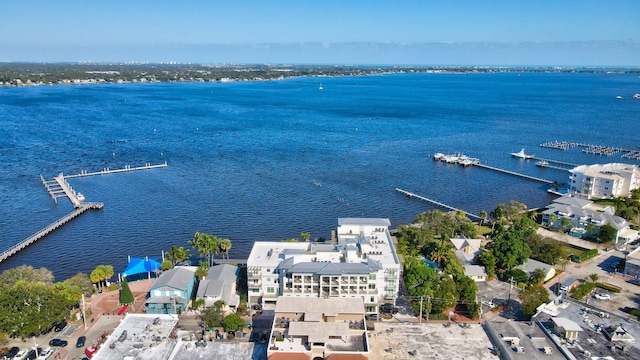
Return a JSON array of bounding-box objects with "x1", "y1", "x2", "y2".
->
[
  {"x1": 396, "y1": 188, "x2": 482, "y2": 220},
  {"x1": 472, "y1": 163, "x2": 554, "y2": 184},
  {"x1": 0, "y1": 202, "x2": 103, "y2": 265},
  {"x1": 530, "y1": 156, "x2": 577, "y2": 168},
  {"x1": 63, "y1": 162, "x2": 168, "y2": 179}
]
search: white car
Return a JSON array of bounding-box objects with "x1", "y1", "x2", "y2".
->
[
  {"x1": 482, "y1": 300, "x2": 496, "y2": 308},
  {"x1": 593, "y1": 293, "x2": 611, "y2": 300},
  {"x1": 37, "y1": 347, "x2": 53, "y2": 360}
]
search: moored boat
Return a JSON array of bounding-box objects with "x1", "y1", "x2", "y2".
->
[{"x1": 511, "y1": 148, "x2": 534, "y2": 159}]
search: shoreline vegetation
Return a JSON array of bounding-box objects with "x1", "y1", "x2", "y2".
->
[{"x1": 1, "y1": 63, "x2": 639, "y2": 87}]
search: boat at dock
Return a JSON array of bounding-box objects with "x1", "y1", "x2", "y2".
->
[
  {"x1": 536, "y1": 160, "x2": 549, "y2": 167},
  {"x1": 511, "y1": 148, "x2": 535, "y2": 159}
]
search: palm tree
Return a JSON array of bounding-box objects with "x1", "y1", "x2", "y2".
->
[
  {"x1": 219, "y1": 238, "x2": 232, "y2": 260},
  {"x1": 166, "y1": 246, "x2": 191, "y2": 266},
  {"x1": 189, "y1": 232, "x2": 219, "y2": 267},
  {"x1": 479, "y1": 210, "x2": 488, "y2": 225},
  {"x1": 300, "y1": 232, "x2": 311, "y2": 243},
  {"x1": 588, "y1": 273, "x2": 600, "y2": 283}
]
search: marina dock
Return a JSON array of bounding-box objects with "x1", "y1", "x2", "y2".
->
[
  {"x1": 0, "y1": 202, "x2": 103, "y2": 265},
  {"x1": 63, "y1": 162, "x2": 168, "y2": 179},
  {"x1": 540, "y1": 141, "x2": 640, "y2": 161},
  {"x1": 8, "y1": 162, "x2": 169, "y2": 265},
  {"x1": 395, "y1": 188, "x2": 482, "y2": 220},
  {"x1": 473, "y1": 163, "x2": 554, "y2": 184},
  {"x1": 530, "y1": 156, "x2": 577, "y2": 168}
]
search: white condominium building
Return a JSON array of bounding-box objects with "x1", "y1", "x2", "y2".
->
[
  {"x1": 247, "y1": 218, "x2": 401, "y2": 314},
  {"x1": 569, "y1": 163, "x2": 640, "y2": 199}
]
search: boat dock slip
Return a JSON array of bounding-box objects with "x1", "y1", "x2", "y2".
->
[
  {"x1": 63, "y1": 162, "x2": 168, "y2": 179},
  {"x1": 395, "y1": 188, "x2": 482, "y2": 220},
  {"x1": 0, "y1": 202, "x2": 103, "y2": 265},
  {"x1": 471, "y1": 163, "x2": 554, "y2": 184}
]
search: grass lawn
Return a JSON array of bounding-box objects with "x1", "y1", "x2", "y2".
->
[{"x1": 560, "y1": 244, "x2": 587, "y2": 258}]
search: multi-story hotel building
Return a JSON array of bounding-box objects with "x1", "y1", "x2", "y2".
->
[
  {"x1": 569, "y1": 163, "x2": 640, "y2": 199},
  {"x1": 247, "y1": 218, "x2": 401, "y2": 314}
]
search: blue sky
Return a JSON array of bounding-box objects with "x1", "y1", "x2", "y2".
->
[{"x1": 2, "y1": 0, "x2": 639, "y2": 65}]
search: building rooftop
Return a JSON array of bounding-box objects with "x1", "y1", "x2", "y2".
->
[
  {"x1": 274, "y1": 296, "x2": 365, "y2": 315},
  {"x1": 150, "y1": 267, "x2": 195, "y2": 291}
]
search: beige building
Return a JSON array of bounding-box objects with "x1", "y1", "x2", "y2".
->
[
  {"x1": 247, "y1": 218, "x2": 401, "y2": 314},
  {"x1": 569, "y1": 163, "x2": 640, "y2": 199},
  {"x1": 551, "y1": 317, "x2": 583, "y2": 340},
  {"x1": 267, "y1": 297, "x2": 368, "y2": 360}
]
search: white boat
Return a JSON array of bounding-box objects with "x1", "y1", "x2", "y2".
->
[
  {"x1": 616, "y1": 96, "x2": 623, "y2": 99},
  {"x1": 433, "y1": 152, "x2": 445, "y2": 161},
  {"x1": 319, "y1": 83, "x2": 323, "y2": 90},
  {"x1": 511, "y1": 148, "x2": 534, "y2": 159},
  {"x1": 536, "y1": 160, "x2": 549, "y2": 167},
  {"x1": 634, "y1": 94, "x2": 640, "y2": 100}
]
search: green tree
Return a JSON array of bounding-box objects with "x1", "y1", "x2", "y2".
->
[
  {"x1": 456, "y1": 275, "x2": 479, "y2": 319},
  {"x1": 202, "y1": 305, "x2": 224, "y2": 329},
  {"x1": 195, "y1": 261, "x2": 209, "y2": 280},
  {"x1": 503, "y1": 268, "x2": 529, "y2": 284},
  {"x1": 561, "y1": 217, "x2": 571, "y2": 231},
  {"x1": 189, "y1": 232, "x2": 218, "y2": 267},
  {"x1": 0, "y1": 265, "x2": 54, "y2": 288},
  {"x1": 588, "y1": 273, "x2": 600, "y2": 283},
  {"x1": 119, "y1": 278, "x2": 135, "y2": 306},
  {"x1": 300, "y1": 232, "x2": 311, "y2": 242},
  {"x1": 430, "y1": 273, "x2": 457, "y2": 314},
  {"x1": 166, "y1": 246, "x2": 191, "y2": 266},
  {"x1": 90, "y1": 265, "x2": 114, "y2": 289},
  {"x1": 63, "y1": 273, "x2": 94, "y2": 297},
  {"x1": 479, "y1": 210, "x2": 488, "y2": 225},
  {"x1": 222, "y1": 313, "x2": 246, "y2": 332},
  {"x1": 520, "y1": 285, "x2": 550, "y2": 317},
  {"x1": 219, "y1": 238, "x2": 232, "y2": 260},
  {"x1": 529, "y1": 268, "x2": 547, "y2": 285},
  {"x1": 487, "y1": 233, "x2": 531, "y2": 270},
  {"x1": 596, "y1": 224, "x2": 617, "y2": 245},
  {"x1": 476, "y1": 251, "x2": 496, "y2": 278},
  {"x1": 160, "y1": 260, "x2": 174, "y2": 271}
]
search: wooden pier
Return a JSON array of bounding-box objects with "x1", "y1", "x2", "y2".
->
[
  {"x1": 472, "y1": 163, "x2": 554, "y2": 184},
  {"x1": 0, "y1": 202, "x2": 103, "y2": 265},
  {"x1": 530, "y1": 156, "x2": 577, "y2": 168},
  {"x1": 63, "y1": 162, "x2": 168, "y2": 179},
  {"x1": 395, "y1": 188, "x2": 482, "y2": 220}
]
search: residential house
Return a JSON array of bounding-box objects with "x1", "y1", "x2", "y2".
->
[
  {"x1": 450, "y1": 237, "x2": 487, "y2": 281},
  {"x1": 516, "y1": 258, "x2": 556, "y2": 283},
  {"x1": 268, "y1": 296, "x2": 368, "y2": 360},
  {"x1": 146, "y1": 267, "x2": 196, "y2": 314},
  {"x1": 196, "y1": 264, "x2": 240, "y2": 310},
  {"x1": 247, "y1": 218, "x2": 401, "y2": 314}
]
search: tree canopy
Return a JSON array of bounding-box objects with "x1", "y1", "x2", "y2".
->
[
  {"x1": 520, "y1": 285, "x2": 550, "y2": 317},
  {"x1": 119, "y1": 278, "x2": 135, "y2": 306}
]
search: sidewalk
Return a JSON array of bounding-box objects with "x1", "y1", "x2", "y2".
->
[{"x1": 537, "y1": 228, "x2": 598, "y2": 250}]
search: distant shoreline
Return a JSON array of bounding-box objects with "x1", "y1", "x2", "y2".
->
[{"x1": 1, "y1": 63, "x2": 638, "y2": 88}]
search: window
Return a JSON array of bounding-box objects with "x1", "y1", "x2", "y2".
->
[
  {"x1": 369, "y1": 274, "x2": 376, "y2": 280},
  {"x1": 267, "y1": 287, "x2": 275, "y2": 293},
  {"x1": 251, "y1": 289, "x2": 259, "y2": 293},
  {"x1": 368, "y1": 284, "x2": 376, "y2": 290}
]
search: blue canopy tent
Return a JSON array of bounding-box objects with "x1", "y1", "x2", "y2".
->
[{"x1": 120, "y1": 256, "x2": 162, "y2": 281}]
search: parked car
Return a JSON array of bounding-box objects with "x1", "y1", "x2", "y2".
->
[
  {"x1": 37, "y1": 347, "x2": 52, "y2": 360},
  {"x1": 54, "y1": 321, "x2": 67, "y2": 332},
  {"x1": 594, "y1": 293, "x2": 611, "y2": 300},
  {"x1": 482, "y1": 300, "x2": 496, "y2": 309},
  {"x1": 14, "y1": 349, "x2": 28, "y2": 360},
  {"x1": 380, "y1": 303, "x2": 399, "y2": 314},
  {"x1": 365, "y1": 314, "x2": 379, "y2": 321},
  {"x1": 26, "y1": 348, "x2": 41, "y2": 360},
  {"x1": 5, "y1": 347, "x2": 20, "y2": 358},
  {"x1": 48, "y1": 339, "x2": 67, "y2": 347},
  {"x1": 76, "y1": 336, "x2": 86, "y2": 348}
]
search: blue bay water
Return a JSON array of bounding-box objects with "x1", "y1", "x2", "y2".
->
[{"x1": 1, "y1": 72, "x2": 639, "y2": 280}]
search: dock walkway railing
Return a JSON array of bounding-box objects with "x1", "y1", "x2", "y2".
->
[
  {"x1": 396, "y1": 188, "x2": 482, "y2": 220},
  {"x1": 0, "y1": 202, "x2": 103, "y2": 264}
]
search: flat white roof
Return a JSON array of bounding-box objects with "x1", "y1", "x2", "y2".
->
[
  {"x1": 552, "y1": 317, "x2": 583, "y2": 332},
  {"x1": 275, "y1": 296, "x2": 364, "y2": 315}
]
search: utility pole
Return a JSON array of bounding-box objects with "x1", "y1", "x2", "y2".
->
[
  {"x1": 506, "y1": 277, "x2": 514, "y2": 316},
  {"x1": 419, "y1": 296, "x2": 423, "y2": 324},
  {"x1": 82, "y1": 294, "x2": 87, "y2": 330},
  {"x1": 426, "y1": 296, "x2": 430, "y2": 322}
]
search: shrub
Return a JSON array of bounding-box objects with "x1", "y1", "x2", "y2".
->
[
  {"x1": 575, "y1": 249, "x2": 598, "y2": 263},
  {"x1": 570, "y1": 282, "x2": 596, "y2": 300},
  {"x1": 595, "y1": 283, "x2": 621, "y2": 293}
]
